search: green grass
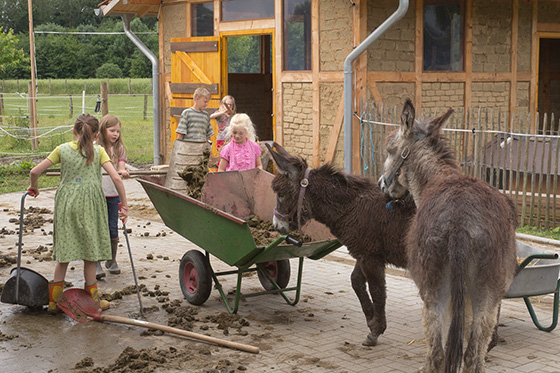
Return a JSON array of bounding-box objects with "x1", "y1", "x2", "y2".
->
[
  {"x1": 517, "y1": 225, "x2": 560, "y2": 241},
  {"x1": 0, "y1": 92, "x2": 154, "y2": 194}
]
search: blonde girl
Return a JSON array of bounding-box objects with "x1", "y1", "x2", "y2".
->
[
  {"x1": 95, "y1": 114, "x2": 129, "y2": 278},
  {"x1": 217, "y1": 113, "x2": 262, "y2": 172},
  {"x1": 29, "y1": 113, "x2": 128, "y2": 313},
  {"x1": 210, "y1": 95, "x2": 237, "y2": 150}
]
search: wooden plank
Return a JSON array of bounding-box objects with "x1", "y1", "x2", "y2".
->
[
  {"x1": 530, "y1": 0, "x2": 538, "y2": 132},
  {"x1": 218, "y1": 19, "x2": 275, "y2": 33},
  {"x1": 170, "y1": 82, "x2": 219, "y2": 95},
  {"x1": 176, "y1": 51, "x2": 213, "y2": 84},
  {"x1": 415, "y1": 0, "x2": 423, "y2": 110},
  {"x1": 312, "y1": 0, "x2": 320, "y2": 167},
  {"x1": 464, "y1": 0, "x2": 473, "y2": 115},
  {"x1": 509, "y1": 0, "x2": 519, "y2": 128},
  {"x1": 171, "y1": 41, "x2": 218, "y2": 53},
  {"x1": 275, "y1": 0, "x2": 283, "y2": 145},
  {"x1": 170, "y1": 106, "x2": 217, "y2": 117},
  {"x1": 353, "y1": 0, "x2": 368, "y2": 173},
  {"x1": 368, "y1": 81, "x2": 383, "y2": 104},
  {"x1": 537, "y1": 22, "x2": 560, "y2": 33},
  {"x1": 324, "y1": 95, "x2": 345, "y2": 164}
]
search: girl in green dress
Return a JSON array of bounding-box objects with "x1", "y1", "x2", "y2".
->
[{"x1": 29, "y1": 114, "x2": 128, "y2": 313}]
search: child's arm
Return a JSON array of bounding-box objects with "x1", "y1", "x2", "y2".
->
[
  {"x1": 255, "y1": 156, "x2": 263, "y2": 170},
  {"x1": 103, "y1": 161, "x2": 129, "y2": 224},
  {"x1": 117, "y1": 160, "x2": 130, "y2": 179},
  {"x1": 210, "y1": 109, "x2": 226, "y2": 119},
  {"x1": 28, "y1": 159, "x2": 54, "y2": 197},
  {"x1": 217, "y1": 158, "x2": 228, "y2": 172}
]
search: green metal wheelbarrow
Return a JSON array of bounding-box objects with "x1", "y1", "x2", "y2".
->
[
  {"x1": 138, "y1": 169, "x2": 341, "y2": 313},
  {"x1": 505, "y1": 241, "x2": 560, "y2": 332}
]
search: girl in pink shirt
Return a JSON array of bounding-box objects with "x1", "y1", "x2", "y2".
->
[{"x1": 218, "y1": 113, "x2": 263, "y2": 172}]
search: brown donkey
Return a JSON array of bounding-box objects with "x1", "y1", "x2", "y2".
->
[
  {"x1": 266, "y1": 142, "x2": 416, "y2": 346},
  {"x1": 380, "y1": 99, "x2": 518, "y2": 372}
]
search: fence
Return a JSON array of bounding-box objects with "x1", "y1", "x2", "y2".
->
[{"x1": 359, "y1": 99, "x2": 560, "y2": 229}]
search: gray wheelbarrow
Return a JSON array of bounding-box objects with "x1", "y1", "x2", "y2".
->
[{"x1": 1, "y1": 191, "x2": 49, "y2": 308}]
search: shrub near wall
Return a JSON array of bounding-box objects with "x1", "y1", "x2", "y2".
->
[{"x1": 0, "y1": 78, "x2": 152, "y2": 95}]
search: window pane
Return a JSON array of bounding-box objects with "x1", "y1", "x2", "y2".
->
[
  {"x1": 192, "y1": 3, "x2": 214, "y2": 37},
  {"x1": 228, "y1": 36, "x2": 260, "y2": 73},
  {"x1": 423, "y1": 2, "x2": 463, "y2": 71},
  {"x1": 222, "y1": 0, "x2": 274, "y2": 22},
  {"x1": 283, "y1": 0, "x2": 311, "y2": 71}
]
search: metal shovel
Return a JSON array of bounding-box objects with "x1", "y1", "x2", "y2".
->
[
  {"x1": 119, "y1": 203, "x2": 143, "y2": 316},
  {"x1": 57, "y1": 289, "x2": 259, "y2": 354}
]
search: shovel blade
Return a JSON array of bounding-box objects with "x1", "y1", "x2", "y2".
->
[{"x1": 57, "y1": 289, "x2": 101, "y2": 323}]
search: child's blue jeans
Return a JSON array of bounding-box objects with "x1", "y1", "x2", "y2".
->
[{"x1": 106, "y1": 196, "x2": 121, "y2": 240}]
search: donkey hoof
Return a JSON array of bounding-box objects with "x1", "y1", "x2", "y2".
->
[{"x1": 362, "y1": 333, "x2": 378, "y2": 346}]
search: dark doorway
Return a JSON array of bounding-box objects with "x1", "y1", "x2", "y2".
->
[
  {"x1": 226, "y1": 34, "x2": 273, "y2": 141},
  {"x1": 538, "y1": 38, "x2": 560, "y2": 133}
]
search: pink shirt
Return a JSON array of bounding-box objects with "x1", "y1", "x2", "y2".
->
[{"x1": 220, "y1": 140, "x2": 262, "y2": 171}]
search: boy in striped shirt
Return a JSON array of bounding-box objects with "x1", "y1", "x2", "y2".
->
[{"x1": 176, "y1": 87, "x2": 214, "y2": 141}]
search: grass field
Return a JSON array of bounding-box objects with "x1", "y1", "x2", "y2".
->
[{"x1": 0, "y1": 92, "x2": 154, "y2": 194}]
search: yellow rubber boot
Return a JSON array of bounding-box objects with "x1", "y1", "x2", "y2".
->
[
  {"x1": 48, "y1": 281, "x2": 63, "y2": 314},
  {"x1": 84, "y1": 281, "x2": 110, "y2": 311}
]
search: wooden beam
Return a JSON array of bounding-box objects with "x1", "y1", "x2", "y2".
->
[
  {"x1": 274, "y1": 0, "x2": 283, "y2": 145},
  {"x1": 415, "y1": 0, "x2": 423, "y2": 111},
  {"x1": 324, "y1": 96, "x2": 345, "y2": 164},
  {"x1": 509, "y1": 0, "x2": 519, "y2": 127},
  {"x1": 171, "y1": 41, "x2": 218, "y2": 53},
  {"x1": 312, "y1": 0, "x2": 320, "y2": 167},
  {"x1": 282, "y1": 72, "x2": 313, "y2": 83},
  {"x1": 368, "y1": 81, "x2": 383, "y2": 104},
  {"x1": 464, "y1": 0, "x2": 473, "y2": 114},
  {"x1": 170, "y1": 82, "x2": 219, "y2": 95},
  {"x1": 218, "y1": 19, "x2": 275, "y2": 33},
  {"x1": 176, "y1": 51, "x2": 213, "y2": 84},
  {"x1": 530, "y1": 0, "x2": 538, "y2": 131},
  {"x1": 367, "y1": 71, "x2": 531, "y2": 83},
  {"x1": 537, "y1": 23, "x2": 560, "y2": 33},
  {"x1": 353, "y1": 0, "x2": 368, "y2": 173}
]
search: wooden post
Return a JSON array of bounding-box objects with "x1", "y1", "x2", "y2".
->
[
  {"x1": 128, "y1": 78, "x2": 132, "y2": 95},
  {"x1": 143, "y1": 94, "x2": 148, "y2": 119},
  {"x1": 27, "y1": 0, "x2": 38, "y2": 149},
  {"x1": 84, "y1": 81, "x2": 87, "y2": 94},
  {"x1": 0, "y1": 93, "x2": 3, "y2": 125},
  {"x1": 69, "y1": 94, "x2": 73, "y2": 118},
  {"x1": 48, "y1": 78, "x2": 51, "y2": 95},
  {"x1": 100, "y1": 82, "x2": 108, "y2": 116}
]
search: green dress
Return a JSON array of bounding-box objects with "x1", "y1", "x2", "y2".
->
[{"x1": 52, "y1": 143, "x2": 111, "y2": 262}]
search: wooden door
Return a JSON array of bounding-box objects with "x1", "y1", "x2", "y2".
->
[{"x1": 169, "y1": 36, "x2": 224, "y2": 159}]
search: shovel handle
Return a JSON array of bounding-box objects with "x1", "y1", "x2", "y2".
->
[{"x1": 99, "y1": 314, "x2": 259, "y2": 354}]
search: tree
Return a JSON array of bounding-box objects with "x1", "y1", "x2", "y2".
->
[
  {"x1": 96, "y1": 63, "x2": 123, "y2": 79},
  {"x1": 0, "y1": 27, "x2": 28, "y2": 76}
]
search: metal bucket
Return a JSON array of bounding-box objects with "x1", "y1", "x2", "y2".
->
[
  {"x1": 164, "y1": 139, "x2": 210, "y2": 195},
  {"x1": 0, "y1": 192, "x2": 49, "y2": 308}
]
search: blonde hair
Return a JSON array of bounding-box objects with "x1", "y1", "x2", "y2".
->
[
  {"x1": 98, "y1": 114, "x2": 125, "y2": 164},
  {"x1": 225, "y1": 113, "x2": 257, "y2": 142},
  {"x1": 193, "y1": 87, "x2": 211, "y2": 99},
  {"x1": 219, "y1": 95, "x2": 236, "y2": 116},
  {"x1": 73, "y1": 114, "x2": 99, "y2": 165}
]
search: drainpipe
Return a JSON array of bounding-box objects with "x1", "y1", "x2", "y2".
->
[
  {"x1": 343, "y1": 0, "x2": 409, "y2": 173},
  {"x1": 122, "y1": 14, "x2": 160, "y2": 165}
]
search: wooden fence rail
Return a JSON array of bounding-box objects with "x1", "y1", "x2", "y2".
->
[{"x1": 359, "y1": 99, "x2": 560, "y2": 229}]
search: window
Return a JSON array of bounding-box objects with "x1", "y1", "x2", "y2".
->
[
  {"x1": 283, "y1": 0, "x2": 311, "y2": 71},
  {"x1": 423, "y1": 0, "x2": 464, "y2": 71},
  {"x1": 192, "y1": 2, "x2": 214, "y2": 37},
  {"x1": 221, "y1": 0, "x2": 274, "y2": 22},
  {"x1": 228, "y1": 36, "x2": 261, "y2": 73}
]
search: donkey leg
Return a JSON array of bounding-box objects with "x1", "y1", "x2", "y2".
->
[
  {"x1": 464, "y1": 302, "x2": 499, "y2": 373},
  {"x1": 351, "y1": 263, "x2": 377, "y2": 346},
  {"x1": 421, "y1": 298, "x2": 445, "y2": 373},
  {"x1": 362, "y1": 261, "x2": 388, "y2": 346}
]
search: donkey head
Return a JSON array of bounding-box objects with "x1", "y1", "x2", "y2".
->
[
  {"x1": 265, "y1": 142, "x2": 312, "y2": 234},
  {"x1": 379, "y1": 98, "x2": 454, "y2": 198}
]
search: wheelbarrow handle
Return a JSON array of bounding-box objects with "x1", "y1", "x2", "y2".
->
[
  {"x1": 518, "y1": 253, "x2": 559, "y2": 270},
  {"x1": 285, "y1": 234, "x2": 303, "y2": 247}
]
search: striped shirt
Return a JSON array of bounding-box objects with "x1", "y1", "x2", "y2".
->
[{"x1": 176, "y1": 107, "x2": 214, "y2": 140}]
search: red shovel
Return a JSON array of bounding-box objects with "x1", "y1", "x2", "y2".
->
[{"x1": 57, "y1": 289, "x2": 259, "y2": 354}]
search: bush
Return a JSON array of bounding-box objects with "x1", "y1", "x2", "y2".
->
[{"x1": 96, "y1": 63, "x2": 123, "y2": 79}]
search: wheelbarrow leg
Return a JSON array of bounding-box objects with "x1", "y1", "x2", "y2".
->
[{"x1": 523, "y1": 279, "x2": 559, "y2": 332}]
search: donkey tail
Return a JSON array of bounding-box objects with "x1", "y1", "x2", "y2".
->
[{"x1": 444, "y1": 228, "x2": 468, "y2": 373}]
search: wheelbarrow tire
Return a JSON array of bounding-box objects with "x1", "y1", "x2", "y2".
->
[
  {"x1": 179, "y1": 250, "x2": 212, "y2": 305},
  {"x1": 257, "y1": 259, "x2": 291, "y2": 291}
]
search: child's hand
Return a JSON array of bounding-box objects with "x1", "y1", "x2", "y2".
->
[
  {"x1": 120, "y1": 169, "x2": 130, "y2": 179},
  {"x1": 118, "y1": 204, "x2": 128, "y2": 224},
  {"x1": 27, "y1": 187, "x2": 39, "y2": 197}
]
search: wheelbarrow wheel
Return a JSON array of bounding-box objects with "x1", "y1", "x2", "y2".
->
[
  {"x1": 179, "y1": 250, "x2": 212, "y2": 305},
  {"x1": 257, "y1": 259, "x2": 291, "y2": 291}
]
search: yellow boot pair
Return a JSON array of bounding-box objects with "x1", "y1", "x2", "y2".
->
[
  {"x1": 48, "y1": 281, "x2": 63, "y2": 314},
  {"x1": 84, "y1": 281, "x2": 110, "y2": 310}
]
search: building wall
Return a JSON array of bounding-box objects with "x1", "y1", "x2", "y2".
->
[
  {"x1": 517, "y1": 0, "x2": 532, "y2": 73},
  {"x1": 367, "y1": 0, "x2": 416, "y2": 72},
  {"x1": 471, "y1": 82, "x2": 510, "y2": 112},
  {"x1": 538, "y1": 0, "x2": 560, "y2": 23},
  {"x1": 319, "y1": 0, "x2": 353, "y2": 71},
  {"x1": 377, "y1": 82, "x2": 415, "y2": 109},
  {"x1": 422, "y1": 83, "x2": 465, "y2": 110},
  {"x1": 319, "y1": 83, "x2": 344, "y2": 166},
  {"x1": 472, "y1": 0, "x2": 512, "y2": 73},
  {"x1": 282, "y1": 82, "x2": 314, "y2": 160}
]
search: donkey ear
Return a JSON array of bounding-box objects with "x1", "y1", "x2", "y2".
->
[
  {"x1": 427, "y1": 107, "x2": 454, "y2": 134},
  {"x1": 401, "y1": 98, "x2": 415, "y2": 133},
  {"x1": 266, "y1": 142, "x2": 299, "y2": 176}
]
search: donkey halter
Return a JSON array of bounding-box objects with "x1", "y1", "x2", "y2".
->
[
  {"x1": 381, "y1": 132, "x2": 426, "y2": 189},
  {"x1": 273, "y1": 167, "x2": 311, "y2": 236}
]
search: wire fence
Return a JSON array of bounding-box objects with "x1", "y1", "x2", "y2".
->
[{"x1": 359, "y1": 98, "x2": 560, "y2": 230}]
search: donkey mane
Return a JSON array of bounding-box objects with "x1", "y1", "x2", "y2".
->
[{"x1": 416, "y1": 118, "x2": 459, "y2": 170}]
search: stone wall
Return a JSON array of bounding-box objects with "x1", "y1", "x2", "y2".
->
[
  {"x1": 367, "y1": 0, "x2": 416, "y2": 72},
  {"x1": 422, "y1": 83, "x2": 464, "y2": 111},
  {"x1": 517, "y1": 82, "x2": 530, "y2": 115},
  {"x1": 538, "y1": 1, "x2": 560, "y2": 23},
  {"x1": 282, "y1": 82, "x2": 314, "y2": 160},
  {"x1": 319, "y1": 83, "x2": 344, "y2": 167},
  {"x1": 517, "y1": 0, "x2": 532, "y2": 73},
  {"x1": 319, "y1": 0, "x2": 353, "y2": 71},
  {"x1": 471, "y1": 82, "x2": 510, "y2": 112},
  {"x1": 472, "y1": 0, "x2": 512, "y2": 73},
  {"x1": 162, "y1": 4, "x2": 187, "y2": 75},
  {"x1": 376, "y1": 83, "x2": 415, "y2": 109}
]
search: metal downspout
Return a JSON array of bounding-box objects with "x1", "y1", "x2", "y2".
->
[
  {"x1": 343, "y1": 0, "x2": 409, "y2": 173},
  {"x1": 122, "y1": 14, "x2": 160, "y2": 165}
]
